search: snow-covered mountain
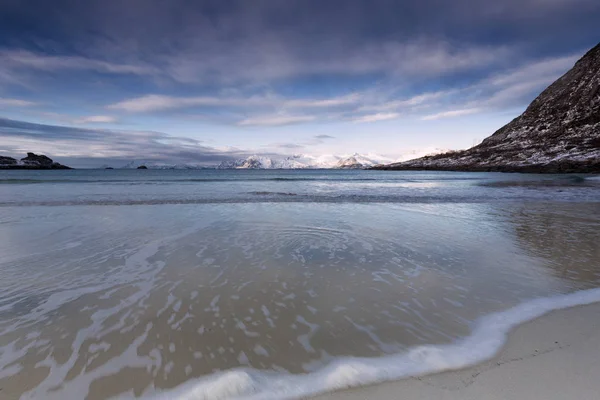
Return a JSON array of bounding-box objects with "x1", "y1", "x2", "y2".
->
[
  {"x1": 217, "y1": 155, "x2": 306, "y2": 169},
  {"x1": 335, "y1": 153, "x2": 393, "y2": 169},
  {"x1": 216, "y1": 153, "x2": 398, "y2": 169},
  {"x1": 121, "y1": 150, "x2": 449, "y2": 170}
]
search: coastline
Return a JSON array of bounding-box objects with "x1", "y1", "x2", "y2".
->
[
  {"x1": 0, "y1": 165, "x2": 72, "y2": 170},
  {"x1": 370, "y1": 160, "x2": 600, "y2": 173},
  {"x1": 313, "y1": 301, "x2": 600, "y2": 400},
  {"x1": 144, "y1": 289, "x2": 600, "y2": 400}
]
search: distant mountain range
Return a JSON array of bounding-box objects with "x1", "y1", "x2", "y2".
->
[
  {"x1": 216, "y1": 153, "x2": 395, "y2": 169},
  {"x1": 375, "y1": 42, "x2": 600, "y2": 173},
  {"x1": 119, "y1": 149, "x2": 448, "y2": 170}
]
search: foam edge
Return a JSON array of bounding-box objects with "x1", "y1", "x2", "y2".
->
[{"x1": 145, "y1": 288, "x2": 600, "y2": 400}]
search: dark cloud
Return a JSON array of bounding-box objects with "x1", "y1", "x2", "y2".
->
[
  {"x1": 0, "y1": 117, "x2": 248, "y2": 167},
  {"x1": 1, "y1": 0, "x2": 598, "y2": 88},
  {"x1": 275, "y1": 143, "x2": 305, "y2": 150},
  {"x1": 0, "y1": 0, "x2": 598, "y2": 162}
]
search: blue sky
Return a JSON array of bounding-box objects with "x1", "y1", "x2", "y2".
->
[{"x1": 0, "y1": 0, "x2": 599, "y2": 167}]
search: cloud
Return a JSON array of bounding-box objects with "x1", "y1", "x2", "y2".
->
[
  {"x1": 421, "y1": 108, "x2": 481, "y2": 120},
  {"x1": 352, "y1": 112, "x2": 400, "y2": 123},
  {"x1": 0, "y1": 117, "x2": 247, "y2": 167},
  {"x1": 107, "y1": 93, "x2": 360, "y2": 113},
  {"x1": 284, "y1": 94, "x2": 360, "y2": 108},
  {"x1": 0, "y1": 50, "x2": 157, "y2": 76},
  {"x1": 0, "y1": 0, "x2": 597, "y2": 156},
  {"x1": 359, "y1": 90, "x2": 455, "y2": 113},
  {"x1": 478, "y1": 54, "x2": 578, "y2": 108},
  {"x1": 1, "y1": 0, "x2": 596, "y2": 91},
  {"x1": 74, "y1": 115, "x2": 117, "y2": 124},
  {"x1": 39, "y1": 112, "x2": 118, "y2": 125},
  {"x1": 1, "y1": 42, "x2": 513, "y2": 90},
  {"x1": 314, "y1": 134, "x2": 335, "y2": 139},
  {"x1": 101, "y1": 50, "x2": 580, "y2": 127},
  {"x1": 412, "y1": 53, "x2": 578, "y2": 119},
  {"x1": 238, "y1": 115, "x2": 316, "y2": 126},
  {"x1": 486, "y1": 55, "x2": 577, "y2": 88},
  {"x1": 155, "y1": 40, "x2": 514, "y2": 86},
  {"x1": 0, "y1": 98, "x2": 36, "y2": 107},
  {"x1": 107, "y1": 95, "x2": 255, "y2": 113},
  {"x1": 275, "y1": 143, "x2": 305, "y2": 149}
]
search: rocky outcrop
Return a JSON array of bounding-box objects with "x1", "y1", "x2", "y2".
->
[
  {"x1": 0, "y1": 152, "x2": 71, "y2": 169},
  {"x1": 21, "y1": 152, "x2": 55, "y2": 167},
  {"x1": 0, "y1": 156, "x2": 17, "y2": 166},
  {"x1": 375, "y1": 42, "x2": 600, "y2": 173}
]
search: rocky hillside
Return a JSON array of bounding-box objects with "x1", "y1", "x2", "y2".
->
[
  {"x1": 376, "y1": 42, "x2": 600, "y2": 173},
  {"x1": 0, "y1": 152, "x2": 71, "y2": 169}
]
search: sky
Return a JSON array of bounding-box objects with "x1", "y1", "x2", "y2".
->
[{"x1": 0, "y1": 0, "x2": 599, "y2": 167}]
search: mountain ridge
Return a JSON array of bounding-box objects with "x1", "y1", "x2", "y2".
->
[
  {"x1": 118, "y1": 149, "x2": 449, "y2": 170},
  {"x1": 374, "y1": 42, "x2": 600, "y2": 173},
  {"x1": 215, "y1": 153, "x2": 395, "y2": 169}
]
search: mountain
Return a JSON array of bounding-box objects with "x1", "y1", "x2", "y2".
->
[
  {"x1": 375, "y1": 42, "x2": 600, "y2": 173},
  {"x1": 0, "y1": 152, "x2": 71, "y2": 169},
  {"x1": 217, "y1": 155, "x2": 303, "y2": 169},
  {"x1": 120, "y1": 150, "x2": 448, "y2": 170},
  {"x1": 216, "y1": 153, "x2": 397, "y2": 169},
  {"x1": 335, "y1": 153, "x2": 393, "y2": 169}
]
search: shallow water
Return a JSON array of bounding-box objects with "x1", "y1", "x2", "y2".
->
[{"x1": 0, "y1": 169, "x2": 599, "y2": 399}]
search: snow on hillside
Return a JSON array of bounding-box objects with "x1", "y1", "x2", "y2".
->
[
  {"x1": 217, "y1": 153, "x2": 398, "y2": 169},
  {"x1": 121, "y1": 149, "x2": 449, "y2": 170},
  {"x1": 376, "y1": 42, "x2": 600, "y2": 173}
]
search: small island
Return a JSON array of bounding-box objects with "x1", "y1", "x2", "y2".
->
[
  {"x1": 0, "y1": 152, "x2": 72, "y2": 170},
  {"x1": 137, "y1": 165, "x2": 148, "y2": 169}
]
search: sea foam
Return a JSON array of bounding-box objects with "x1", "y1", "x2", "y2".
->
[{"x1": 147, "y1": 287, "x2": 600, "y2": 400}]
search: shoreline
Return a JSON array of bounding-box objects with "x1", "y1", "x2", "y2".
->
[
  {"x1": 314, "y1": 301, "x2": 600, "y2": 400},
  {"x1": 146, "y1": 289, "x2": 600, "y2": 400},
  {"x1": 370, "y1": 162, "x2": 600, "y2": 173}
]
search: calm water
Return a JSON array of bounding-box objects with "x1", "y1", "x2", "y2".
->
[{"x1": 0, "y1": 169, "x2": 599, "y2": 399}]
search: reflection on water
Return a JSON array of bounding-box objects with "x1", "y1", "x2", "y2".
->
[
  {"x1": 510, "y1": 202, "x2": 600, "y2": 286},
  {"x1": 0, "y1": 176, "x2": 598, "y2": 398}
]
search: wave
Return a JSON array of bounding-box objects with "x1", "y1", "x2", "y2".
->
[
  {"x1": 248, "y1": 192, "x2": 298, "y2": 196},
  {"x1": 0, "y1": 177, "x2": 380, "y2": 185},
  {"x1": 480, "y1": 175, "x2": 599, "y2": 188},
  {"x1": 0, "y1": 195, "x2": 492, "y2": 207},
  {"x1": 143, "y1": 288, "x2": 600, "y2": 400}
]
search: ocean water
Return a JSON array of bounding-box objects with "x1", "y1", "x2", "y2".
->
[{"x1": 0, "y1": 169, "x2": 599, "y2": 399}]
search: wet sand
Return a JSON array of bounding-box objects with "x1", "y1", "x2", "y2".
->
[
  {"x1": 314, "y1": 301, "x2": 600, "y2": 400},
  {"x1": 0, "y1": 172, "x2": 599, "y2": 399}
]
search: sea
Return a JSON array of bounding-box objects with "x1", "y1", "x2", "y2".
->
[{"x1": 0, "y1": 169, "x2": 599, "y2": 399}]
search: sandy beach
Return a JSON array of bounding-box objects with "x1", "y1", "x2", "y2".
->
[
  {"x1": 314, "y1": 301, "x2": 600, "y2": 400},
  {"x1": 1, "y1": 173, "x2": 599, "y2": 399}
]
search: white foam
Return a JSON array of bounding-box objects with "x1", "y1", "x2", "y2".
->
[{"x1": 148, "y1": 288, "x2": 600, "y2": 400}]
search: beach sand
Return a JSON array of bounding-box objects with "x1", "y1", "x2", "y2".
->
[{"x1": 313, "y1": 302, "x2": 600, "y2": 400}]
